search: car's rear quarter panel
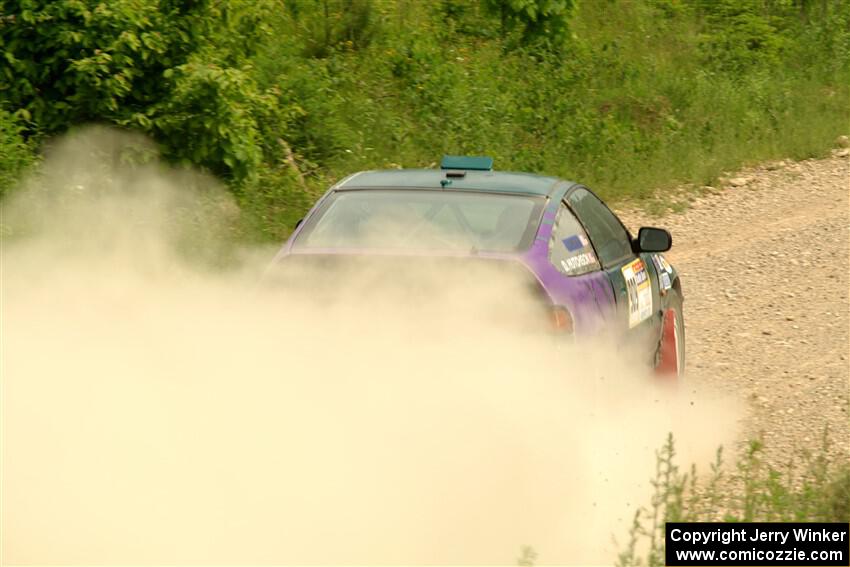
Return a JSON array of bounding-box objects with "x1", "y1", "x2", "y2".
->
[{"x1": 520, "y1": 203, "x2": 616, "y2": 335}]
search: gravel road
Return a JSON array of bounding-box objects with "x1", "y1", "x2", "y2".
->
[{"x1": 620, "y1": 150, "x2": 849, "y2": 466}]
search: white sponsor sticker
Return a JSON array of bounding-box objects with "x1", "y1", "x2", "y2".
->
[
  {"x1": 653, "y1": 253, "x2": 673, "y2": 274},
  {"x1": 622, "y1": 258, "x2": 653, "y2": 328},
  {"x1": 652, "y1": 254, "x2": 674, "y2": 291}
]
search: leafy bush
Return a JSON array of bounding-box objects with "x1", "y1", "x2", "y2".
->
[
  {"x1": 3, "y1": 0, "x2": 200, "y2": 131},
  {"x1": 0, "y1": 108, "x2": 36, "y2": 197},
  {"x1": 1, "y1": 0, "x2": 297, "y2": 186},
  {"x1": 151, "y1": 60, "x2": 279, "y2": 183},
  {"x1": 482, "y1": 0, "x2": 576, "y2": 48}
]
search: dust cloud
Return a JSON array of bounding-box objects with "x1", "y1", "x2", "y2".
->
[{"x1": 1, "y1": 127, "x2": 741, "y2": 565}]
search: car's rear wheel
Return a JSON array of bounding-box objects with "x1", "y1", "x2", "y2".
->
[{"x1": 655, "y1": 289, "x2": 685, "y2": 378}]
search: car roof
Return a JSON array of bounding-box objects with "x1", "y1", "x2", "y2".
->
[{"x1": 336, "y1": 168, "x2": 574, "y2": 197}]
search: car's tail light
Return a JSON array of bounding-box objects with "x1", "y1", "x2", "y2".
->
[{"x1": 550, "y1": 306, "x2": 573, "y2": 333}]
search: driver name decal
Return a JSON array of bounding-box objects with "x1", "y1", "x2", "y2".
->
[{"x1": 561, "y1": 251, "x2": 596, "y2": 272}]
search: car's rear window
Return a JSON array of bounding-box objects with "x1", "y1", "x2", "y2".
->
[{"x1": 293, "y1": 189, "x2": 546, "y2": 253}]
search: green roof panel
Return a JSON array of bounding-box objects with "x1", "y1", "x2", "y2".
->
[{"x1": 440, "y1": 155, "x2": 494, "y2": 171}]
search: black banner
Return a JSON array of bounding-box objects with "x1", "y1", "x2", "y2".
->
[{"x1": 666, "y1": 522, "x2": 849, "y2": 566}]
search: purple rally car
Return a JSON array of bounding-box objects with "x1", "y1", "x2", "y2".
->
[{"x1": 272, "y1": 156, "x2": 685, "y2": 378}]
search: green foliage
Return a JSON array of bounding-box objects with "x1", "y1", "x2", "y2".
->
[
  {"x1": 3, "y1": 0, "x2": 199, "y2": 130},
  {"x1": 1, "y1": 0, "x2": 296, "y2": 187},
  {"x1": 695, "y1": 0, "x2": 788, "y2": 71},
  {"x1": 1, "y1": 0, "x2": 848, "y2": 241},
  {"x1": 482, "y1": 0, "x2": 575, "y2": 47},
  {"x1": 151, "y1": 60, "x2": 281, "y2": 183},
  {"x1": 616, "y1": 432, "x2": 850, "y2": 567},
  {"x1": 246, "y1": 0, "x2": 848, "y2": 240},
  {"x1": 0, "y1": 107, "x2": 37, "y2": 197},
  {"x1": 284, "y1": 0, "x2": 378, "y2": 58}
]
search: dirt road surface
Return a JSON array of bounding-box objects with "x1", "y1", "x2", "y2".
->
[{"x1": 620, "y1": 151, "x2": 849, "y2": 466}]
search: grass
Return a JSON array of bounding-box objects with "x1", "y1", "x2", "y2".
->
[
  {"x1": 3, "y1": 1, "x2": 848, "y2": 241},
  {"x1": 237, "y1": 0, "x2": 850, "y2": 240},
  {"x1": 615, "y1": 431, "x2": 850, "y2": 566}
]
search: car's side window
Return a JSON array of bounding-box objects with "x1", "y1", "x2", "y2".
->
[
  {"x1": 548, "y1": 203, "x2": 601, "y2": 276},
  {"x1": 567, "y1": 188, "x2": 633, "y2": 268}
]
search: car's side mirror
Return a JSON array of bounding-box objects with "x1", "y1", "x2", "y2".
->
[{"x1": 635, "y1": 227, "x2": 672, "y2": 252}]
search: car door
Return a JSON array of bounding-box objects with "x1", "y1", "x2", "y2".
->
[{"x1": 565, "y1": 187, "x2": 661, "y2": 339}]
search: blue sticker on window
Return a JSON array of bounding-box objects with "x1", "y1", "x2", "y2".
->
[{"x1": 562, "y1": 235, "x2": 584, "y2": 251}]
